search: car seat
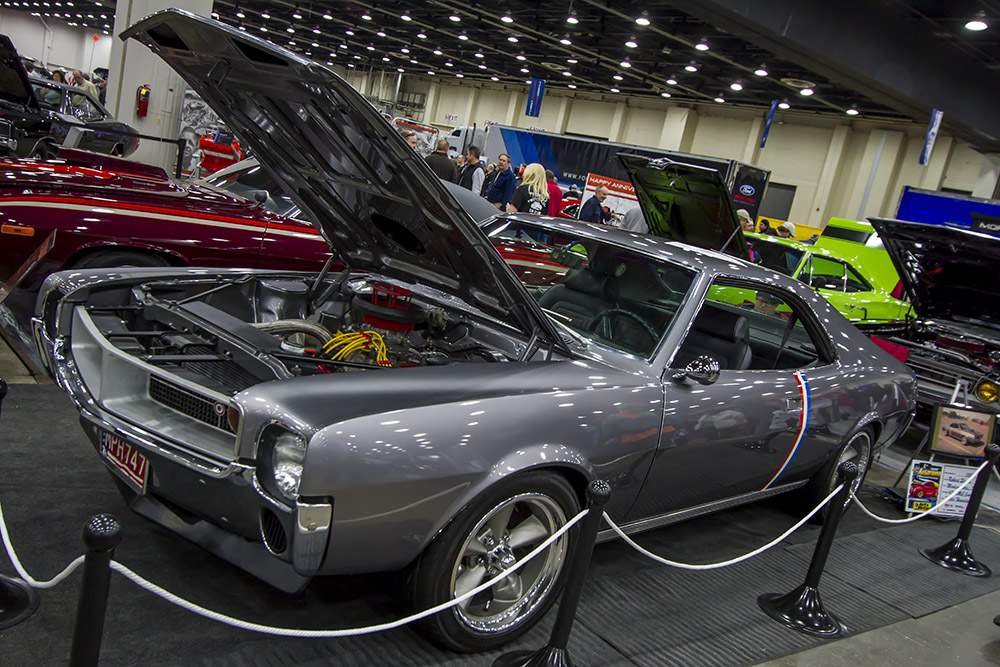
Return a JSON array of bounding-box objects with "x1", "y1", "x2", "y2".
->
[
  {"x1": 674, "y1": 306, "x2": 753, "y2": 370},
  {"x1": 537, "y1": 251, "x2": 618, "y2": 330}
]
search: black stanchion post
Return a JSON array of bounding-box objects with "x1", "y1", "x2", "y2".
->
[
  {"x1": 920, "y1": 443, "x2": 1000, "y2": 577},
  {"x1": 757, "y1": 461, "x2": 858, "y2": 637},
  {"x1": 0, "y1": 376, "x2": 41, "y2": 630},
  {"x1": 492, "y1": 480, "x2": 612, "y2": 667},
  {"x1": 69, "y1": 514, "x2": 123, "y2": 667}
]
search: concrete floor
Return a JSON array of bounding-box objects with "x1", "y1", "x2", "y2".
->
[{"x1": 3, "y1": 336, "x2": 1000, "y2": 666}]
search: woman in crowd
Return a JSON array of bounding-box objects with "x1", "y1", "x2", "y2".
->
[{"x1": 505, "y1": 163, "x2": 549, "y2": 215}]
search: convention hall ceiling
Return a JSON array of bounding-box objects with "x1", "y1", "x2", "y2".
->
[{"x1": 11, "y1": 1, "x2": 1000, "y2": 145}]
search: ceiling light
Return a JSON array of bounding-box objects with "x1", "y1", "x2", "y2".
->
[
  {"x1": 684, "y1": 63, "x2": 698, "y2": 72},
  {"x1": 292, "y1": 8, "x2": 303, "y2": 19},
  {"x1": 567, "y1": 58, "x2": 578, "y2": 64},
  {"x1": 846, "y1": 108, "x2": 860, "y2": 116},
  {"x1": 260, "y1": 26, "x2": 267, "y2": 32},
  {"x1": 345, "y1": 29, "x2": 354, "y2": 35},
  {"x1": 261, "y1": 12, "x2": 270, "y2": 19},
  {"x1": 322, "y1": 14, "x2": 332, "y2": 20},
  {"x1": 562, "y1": 70, "x2": 572, "y2": 76},
  {"x1": 635, "y1": 12, "x2": 650, "y2": 26},
  {"x1": 478, "y1": 64, "x2": 487, "y2": 69},
  {"x1": 474, "y1": 52, "x2": 484, "y2": 58},
  {"x1": 730, "y1": 82, "x2": 743, "y2": 91},
  {"x1": 312, "y1": 28, "x2": 320, "y2": 34},
  {"x1": 377, "y1": 31, "x2": 386, "y2": 37},
  {"x1": 568, "y1": 84, "x2": 577, "y2": 89},
  {"x1": 778, "y1": 101, "x2": 790, "y2": 109},
  {"x1": 417, "y1": 33, "x2": 427, "y2": 39},
  {"x1": 361, "y1": 13, "x2": 371, "y2": 21},
  {"x1": 754, "y1": 66, "x2": 768, "y2": 77},
  {"x1": 501, "y1": 14, "x2": 514, "y2": 24},
  {"x1": 491, "y1": 76, "x2": 500, "y2": 81},
  {"x1": 613, "y1": 74, "x2": 623, "y2": 81},
  {"x1": 433, "y1": 49, "x2": 443, "y2": 55},
  {"x1": 521, "y1": 67, "x2": 530, "y2": 73},
  {"x1": 401, "y1": 48, "x2": 410, "y2": 53},
  {"x1": 235, "y1": 10, "x2": 245, "y2": 18},
  {"x1": 458, "y1": 34, "x2": 468, "y2": 40},
  {"x1": 397, "y1": 68, "x2": 404, "y2": 72},
  {"x1": 560, "y1": 35, "x2": 573, "y2": 45},
  {"x1": 400, "y1": 14, "x2": 411, "y2": 21},
  {"x1": 620, "y1": 60, "x2": 632, "y2": 68},
  {"x1": 516, "y1": 53, "x2": 526, "y2": 61},
  {"x1": 427, "y1": 70, "x2": 435, "y2": 75},
  {"x1": 366, "y1": 45, "x2": 375, "y2": 51},
  {"x1": 445, "y1": 62, "x2": 453, "y2": 67},
  {"x1": 695, "y1": 41, "x2": 709, "y2": 51},
  {"x1": 409, "y1": 58, "x2": 418, "y2": 63},
  {"x1": 566, "y1": 10, "x2": 578, "y2": 25},
  {"x1": 799, "y1": 87, "x2": 814, "y2": 96},
  {"x1": 525, "y1": 79, "x2": 532, "y2": 84},
  {"x1": 666, "y1": 78, "x2": 677, "y2": 85},
  {"x1": 449, "y1": 14, "x2": 461, "y2": 22},
  {"x1": 625, "y1": 37, "x2": 638, "y2": 48},
  {"x1": 660, "y1": 91, "x2": 671, "y2": 98},
  {"x1": 456, "y1": 73, "x2": 464, "y2": 78},
  {"x1": 714, "y1": 96, "x2": 725, "y2": 103},
  {"x1": 286, "y1": 27, "x2": 294, "y2": 33},
  {"x1": 610, "y1": 87, "x2": 620, "y2": 93},
  {"x1": 966, "y1": 11, "x2": 988, "y2": 31},
  {"x1": 339, "y1": 44, "x2": 347, "y2": 49},
  {"x1": 508, "y1": 36, "x2": 519, "y2": 42},
  {"x1": 382, "y1": 56, "x2": 390, "y2": 62}
]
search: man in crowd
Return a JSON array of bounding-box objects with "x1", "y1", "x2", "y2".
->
[
  {"x1": 776, "y1": 221, "x2": 796, "y2": 239},
  {"x1": 758, "y1": 219, "x2": 779, "y2": 236},
  {"x1": 578, "y1": 185, "x2": 621, "y2": 225},
  {"x1": 620, "y1": 206, "x2": 648, "y2": 234},
  {"x1": 399, "y1": 129, "x2": 419, "y2": 150},
  {"x1": 71, "y1": 70, "x2": 99, "y2": 98},
  {"x1": 736, "y1": 209, "x2": 755, "y2": 233},
  {"x1": 486, "y1": 153, "x2": 516, "y2": 209},
  {"x1": 425, "y1": 139, "x2": 458, "y2": 183},
  {"x1": 458, "y1": 145, "x2": 486, "y2": 194},
  {"x1": 545, "y1": 170, "x2": 563, "y2": 217}
]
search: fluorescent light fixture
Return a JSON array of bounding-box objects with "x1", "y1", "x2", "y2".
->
[
  {"x1": 635, "y1": 12, "x2": 650, "y2": 26},
  {"x1": 625, "y1": 38, "x2": 638, "y2": 48},
  {"x1": 778, "y1": 101, "x2": 790, "y2": 109},
  {"x1": 966, "y1": 11, "x2": 988, "y2": 30},
  {"x1": 684, "y1": 64, "x2": 698, "y2": 72},
  {"x1": 666, "y1": 78, "x2": 677, "y2": 85},
  {"x1": 754, "y1": 67, "x2": 768, "y2": 77},
  {"x1": 610, "y1": 87, "x2": 620, "y2": 93},
  {"x1": 730, "y1": 82, "x2": 743, "y2": 91},
  {"x1": 846, "y1": 108, "x2": 860, "y2": 116},
  {"x1": 660, "y1": 91, "x2": 671, "y2": 98},
  {"x1": 449, "y1": 14, "x2": 461, "y2": 21},
  {"x1": 501, "y1": 14, "x2": 514, "y2": 23},
  {"x1": 695, "y1": 42, "x2": 709, "y2": 51},
  {"x1": 799, "y1": 88, "x2": 814, "y2": 96},
  {"x1": 714, "y1": 96, "x2": 725, "y2": 103}
]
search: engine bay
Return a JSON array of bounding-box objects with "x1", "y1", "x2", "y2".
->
[{"x1": 79, "y1": 272, "x2": 519, "y2": 396}]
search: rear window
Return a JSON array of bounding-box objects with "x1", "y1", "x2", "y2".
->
[{"x1": 822, "y1": 226, "x2": 872, "y2": 244}]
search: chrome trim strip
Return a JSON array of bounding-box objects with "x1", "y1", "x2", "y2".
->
[{"x1": 596, "y1": 481, "x2": 806, "y2": 542}]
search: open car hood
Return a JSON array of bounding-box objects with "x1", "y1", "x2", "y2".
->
[
  {"x1": 869, "y1": 217, "x2": 1000, "y2": 326},
  {"x1": 0, "y1": 34, "x2": 39, "y2": 111},
  {"x1": 123, "y1": 10, "x2": 559, "y2": 343},
  {"x1": 619, "y1": 154, "x2": 749, "y2": 260}
]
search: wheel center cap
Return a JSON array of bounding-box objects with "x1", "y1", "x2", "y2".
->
[{"x1": 487, "y1": 544, "x2": 516, "y2": 571}]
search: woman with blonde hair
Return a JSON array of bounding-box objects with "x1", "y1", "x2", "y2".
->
[{"x1": 506, "y1": 163, "x2": 549, "y2": 214}]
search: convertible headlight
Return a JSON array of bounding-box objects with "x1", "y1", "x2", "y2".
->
[
  {"x1": 976, "y1": 381, "x2": 999, "y2": 403},
  {"x1": 270, "y1": 431, "x2": 307, "y2": 499}
]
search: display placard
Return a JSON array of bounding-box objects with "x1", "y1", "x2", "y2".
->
[
  {"x1": 906, "y1": 460, "x2": 977, "y2": 517},
  {"x1": 929, "y1": 404, "x2": 996, "y2": 457},
  {"x1": 581, "y1": 173, "x2": 639, "y2": 224}
]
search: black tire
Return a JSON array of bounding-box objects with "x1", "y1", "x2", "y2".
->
[
  {"x1": 72, "y1": 249, "x2": 171, "y2": 270},
  {"x1": 31, "y1": 142, "x2": 54, "y2": 160},
  {"x1": 801, "y1": 427, "x2": 874, "y2": 523},
  {"x1": 410, "y1": 471, "x2": 579, "y2": 652}
]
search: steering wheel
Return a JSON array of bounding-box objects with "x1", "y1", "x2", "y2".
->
[{"x1": 589, "y1": 308, "x2": 658, "y2": 344}]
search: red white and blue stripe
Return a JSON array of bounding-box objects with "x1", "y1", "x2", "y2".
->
[{"x1": 761, "y1": 372, "x2": 811, "y2": 490}]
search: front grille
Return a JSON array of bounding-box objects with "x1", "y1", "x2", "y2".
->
[
  {"x1": 260, "y1": 509, "x2": 288, "y2": 555},
  {"x1": 906, "y1": 355, "x2": 980, "y2": 389},
  {"x1": 180, "y1": 345, "x2": 261, "y2": 393},
  {"x1": 148, "y1": 375, "x2": 233, "y2": 433}
]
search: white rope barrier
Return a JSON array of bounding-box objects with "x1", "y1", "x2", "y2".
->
[
  {"x1": 106, "y1": 507, "x2": 588, "y2": 638},
  {"x1": 850, "y1": 458, "x2": 991, "y2": 525},
  {"x1": 601, "y1": 483, "x2": 844, "y2": 570},
  {"x1": 0, "y1": 495, "x2": 84, "y2": 589}
]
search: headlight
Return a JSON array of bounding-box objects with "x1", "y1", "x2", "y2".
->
[
  {"x1": 976, "y1": 381, "x2": 999, "y2": 403},
  {"x1": 270, "y1": 431, "x2": 307, "y2": 499}
]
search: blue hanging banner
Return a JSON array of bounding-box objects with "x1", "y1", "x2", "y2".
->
[
  {"x1": 525, "y1": 78, "x2": 545, "y2": 118},
  {"x1": 919, "y1": 109, "x2": 944, "y2": 165},
  {"x1": 760, "y1": 99, "x2": 778, "y2": 149}
]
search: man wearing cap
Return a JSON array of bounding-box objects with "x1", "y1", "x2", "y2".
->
[
  {"x1": 776, "y1": 222, "x2": 797, "y2": 239},
  {"x1": 736, "y1": 209, "x2": 755, "y2": 233}
]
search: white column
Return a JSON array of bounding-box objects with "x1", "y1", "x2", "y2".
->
[
  {"x1": 607, "y1": 103, "x2": 627, "y2": 143},
  {"x1": 808, "y1": 125, "x2": 849, "y2": 227},
  {"x1": 917, "y1": 136, "x2": 953, "y2": 191},
  {"x1": 972, "y1": 153, "x2": 1000, "y2": 199},
  {"x1": 658, "y1": 107, "x2": 697, "y2": 151},
  {"x1": 106, "y1": 0, "x2": 213, "y2": 172}
]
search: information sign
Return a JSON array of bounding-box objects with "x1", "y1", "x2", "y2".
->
[{"x1": 906, "y1": 460, "x2": 977, "y2": 517}]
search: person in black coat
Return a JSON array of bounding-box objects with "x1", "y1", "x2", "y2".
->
[{"x1": 425, "y1": 139, "x2": 458, "y2": 183}]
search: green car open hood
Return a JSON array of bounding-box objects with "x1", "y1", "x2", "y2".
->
[{"x1": 619, "y1": 154, "x2": 749, "y2": 260}]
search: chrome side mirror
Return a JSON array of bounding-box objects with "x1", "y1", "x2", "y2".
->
[{"x1": 672, "y1": 355, "x2": 721, "y2": 385}]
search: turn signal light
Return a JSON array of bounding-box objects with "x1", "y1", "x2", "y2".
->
[
  {"x1": 227, "y1": 405, "x2": 242, "y2": 433},
  {"x1": 976, "y1": 381, "x2": 999, "y2": 403}
]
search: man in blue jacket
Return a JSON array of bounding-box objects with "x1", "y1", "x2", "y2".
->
[
  {"x1": 486, "y1": 153, "x2": 516, "y2": 209},
  {"x1": 578, "y1": 186, "x2": 621, "y2": 224}
]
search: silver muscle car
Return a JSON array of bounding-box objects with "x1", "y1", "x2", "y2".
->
[{"x1": 33, "y1": 11, "x2": 916, "y2": 652}]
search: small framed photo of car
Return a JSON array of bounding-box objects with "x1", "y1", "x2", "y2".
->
[{"x1": 930, "y1": 404, "x2": 996, "y2": 458}]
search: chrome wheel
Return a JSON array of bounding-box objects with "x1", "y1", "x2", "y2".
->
[
  {"x1": 831, "y1": 430, "x2": 872, "y2": 496},
  {"x1": 449, "y1": 492, "x2": 568, "y2": 634}
]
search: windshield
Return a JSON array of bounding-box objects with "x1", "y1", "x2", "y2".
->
[
  {"x1": 205, "y1": 163, "x2": 299, "y2": 218},
  {"x1": 748, "y1": 236, "x2": 804, "y2": 277},
  {"x1": 486, "y1": 218, "x2": 696, "y2": 358}
]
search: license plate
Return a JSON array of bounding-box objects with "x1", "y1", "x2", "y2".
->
[{"x1": 99, "y1": 431, "x2": 149, "y2": 494}]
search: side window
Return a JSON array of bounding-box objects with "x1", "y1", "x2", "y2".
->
[
  {"x1": 673, "y1": 282, "x2": 830, "y2": 371},
  {"x1": 805, "y1": 256, "x2": 871, "y2": 293},
  {"x1": 71, "y1": 95, "x2": 104, "y2": 122},
  {"x1": 747, "y1": 237, "x2": 803, "y2": 276},
  {"x1": 31, "y1": 83, "x2": 61, "y2": 112}
]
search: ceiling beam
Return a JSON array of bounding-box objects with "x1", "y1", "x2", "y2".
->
[{"x1": 666, "y1": 0, "x2": 1000, "y2": 152}]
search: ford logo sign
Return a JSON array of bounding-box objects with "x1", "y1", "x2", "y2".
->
[{"x1": 739, "y1": 184, "x2": 756, "y2": 196}]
